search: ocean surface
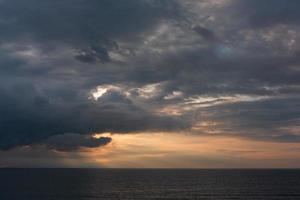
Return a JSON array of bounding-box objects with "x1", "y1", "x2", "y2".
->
[{"x1": 0, "y1": 169, "x2": 300, "y2": 200}]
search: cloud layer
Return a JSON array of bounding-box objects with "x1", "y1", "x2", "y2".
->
[{"x1": 0, "y1": 0, "x2": 300, "y2": 151}]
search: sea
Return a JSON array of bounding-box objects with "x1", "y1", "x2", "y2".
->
[{"x1": 0, "y1": 169, "x2": 300, "y2": 200}]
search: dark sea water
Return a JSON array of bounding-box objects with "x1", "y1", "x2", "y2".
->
[{"x1": 0, "y1": 169, "x2": 300, "y2": 200}]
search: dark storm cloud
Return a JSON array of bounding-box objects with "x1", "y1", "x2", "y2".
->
[
  {"x1": 234, "y1": 0, "x2": 300, "y2": 28},
  {"x1": 0, "y1": 0, "x2": 180, "y2": 42},
  {"x1": 45, "y1": 133, "x2": 112, "y2": 151},
  {"x1": 0, "y1": 0, "x2": 180, "y2": 64},
  {"x1": 75, "y1": 46, "x2": 111, "y2": 64},
  {"x1": 0, "y1": 84, "x2": 188, "y2": 150},
  {"x1": 0, "y1": 0, "x2": 300, "y2": 152},
  {"x1": 193, "y1": 26, "x2": 216, "y2": 42},
  {"x1": 0, "y1": 0, "x2": 186, "y2": 150}
]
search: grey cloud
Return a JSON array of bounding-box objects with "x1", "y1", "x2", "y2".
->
[
  {"x1": 75, "y1": 48, "x2": 110, "y2": 64},
  {"x1": 0, "y1": 0, "x2": 180, "y2": 43},
  {"x1": 45, "y1": 133, "x2": 112, "y2": 152},
  {"x1": 0, "y1": 82, "x2": 189, "y2": 150},
  {"x1": 193, "y1": 26, "x2": 216, "y2": 42},
  {"x1": 0, "y1": 0, "x2": 181, "y2": 65},
  {"x1": 234, "y1": 0, "x2": 300, "y2": 28},
  {"x1": 195, "y1": 96, "x2": 300, "y2": 142},
  {"x1": 1, "y1": 0, "x2": 300, "y2": 152}
]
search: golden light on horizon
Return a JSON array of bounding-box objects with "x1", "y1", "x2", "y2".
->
[{"x1": 84, "y1": 132, "x2": 300, "y2": 168}]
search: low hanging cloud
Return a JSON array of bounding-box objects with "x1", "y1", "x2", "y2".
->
[
  {"x1": 45, "y1": 133, "x2": 112, "y2": 152},
  {"x1": 0, "y1": 83, "x2": 188, "y2": 150}
]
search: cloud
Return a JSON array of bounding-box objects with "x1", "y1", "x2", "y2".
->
[
  {"x1": 45, "y1": 133, "x2": 112, "y2": 151},
  {"x1": 193, "y1": 96, "x2": 300, "y2": 142},
  {"x1": 193, "y1": 26, "x2": 216, "y2": 42},
  {"x1": 75, "y1": 46, "x2": 111, "y2": 64},
  {"x1": 0, "y1": 0, "x2": 180, "y2": 42},
  {"x1": 0, "y1": 82, "x2": 188, "y2": 150},
  {"x1": 234, "y1": 0, "x2": 300, "y2": 28},
  {"x1": 0, "y1": 0, "x2": 300, "y2": 152}
]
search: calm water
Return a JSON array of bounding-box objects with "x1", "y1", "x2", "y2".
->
[{"x1": 0, "y1": 169, "x2": 300, "y2": 200}]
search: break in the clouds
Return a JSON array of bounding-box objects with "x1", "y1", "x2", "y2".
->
[{"x1": 0, "y1": 0, "x2": 300, "y2": 151}]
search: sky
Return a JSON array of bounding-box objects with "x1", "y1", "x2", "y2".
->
[{"x1": 0, "y1": 0, "x2": 300, "y2": 168}]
